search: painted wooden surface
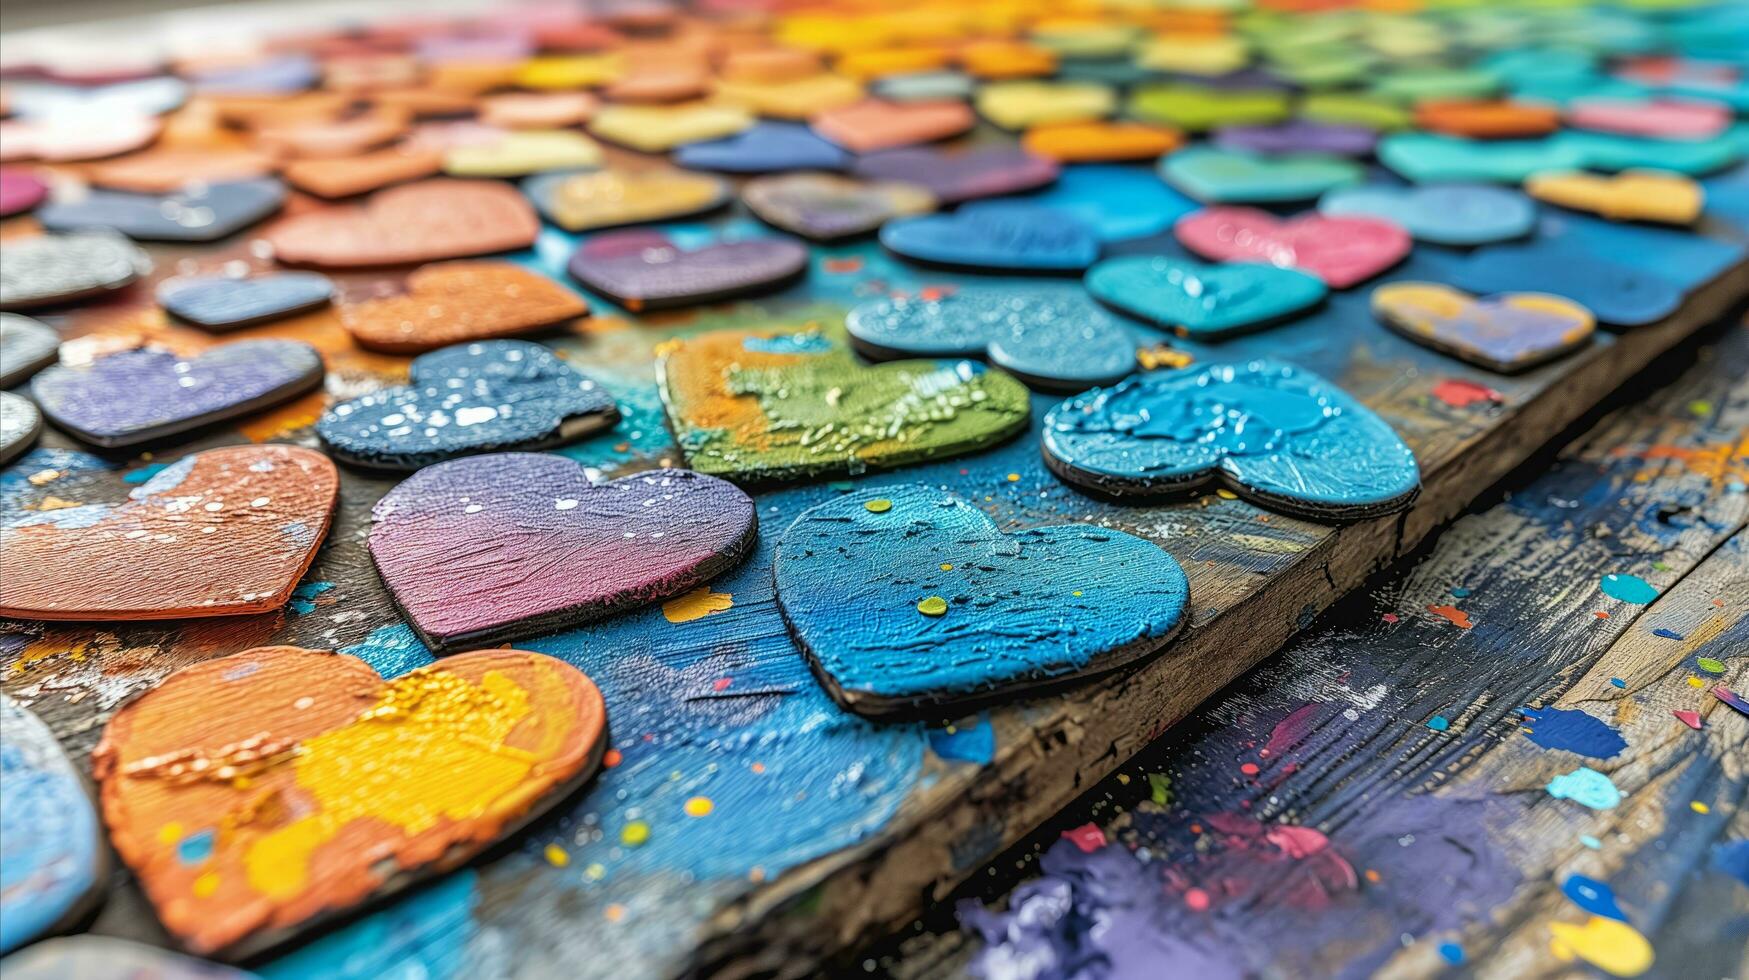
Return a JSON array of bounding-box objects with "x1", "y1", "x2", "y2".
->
[{"x1": 885, "y1": 320, "x2": 1749, "y2": 980}]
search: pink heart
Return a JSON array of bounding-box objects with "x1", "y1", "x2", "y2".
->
[
  {"x1": 1566, "y1": 98, "x2": 1731, "y2": 141},
  {"x1": 1173, "y1": 207, "x2": 1410, "y2": 289}
]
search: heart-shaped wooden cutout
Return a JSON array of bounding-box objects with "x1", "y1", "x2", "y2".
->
[
  {"x1": 1524, "y1": 169, "x2": 1703, "y2": 225},
  {"x1": 523, "y1": 169, "x2": 728, "y2": 232},
  {"x1": 369, "y1": 454, "x2": 757, "y2": 651},
  {"x1": 810, "y1": 99, "x2": 974, "y2": 153},
  {"x1": 264, "y1": 179, "x2": 539, "y2": 268},
  {"x1": 338, "y1": 262, "x2": 588, "y2": 353},
  {"x1": 1372, "y1": 282, "x2": 1596, "y2": 373},
  {"x1": 0, "y1": 445, "x2": 338, "y2": 620},
  {"x1": 93, "y1": 645, "x2": 605, "y2": 958},
  {"x1": 1174, "y1": 206, "x2": 1411, "y2": 288},
  {"x1": 566, "y1": 230, "x2": 808, "y2": 312}
]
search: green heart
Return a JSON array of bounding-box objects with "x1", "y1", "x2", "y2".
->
[
  {"x1": 1129, "y1": 84, "x2": 1291, "y2": 132},
  {"x1": 658, "y1": 321, "x2": 1031, "y2": 484},
  {"x1": 1298, "y1": 92, "x2": 1413, "y2": 131},
  {"x1": 1161, "y1": 146, "x2": 1363, "y2": 203},
  {"x1": 1370, "y1": 66, "x2": 1502, "y2": 103}
]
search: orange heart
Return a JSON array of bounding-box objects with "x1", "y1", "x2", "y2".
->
[
  {"x1": 93, "y1": 645, "x2": 605, "y2": 958},
  {"x1": 1414, "y1": 100, "x2": 1560, "y2": 140},
  {"x1": 338, "y1": 261, "x2": 589, "y2": 353},
  {"x1": 0, "y1": 446, "x2": 337, "y2": 621},
  {"x1": 280, "y1": 146, "x2": 443, "y2": 200},
  {"x1": 810, "y1": 100, "x2": 974, "y2": 153},
  {"x1": 1022, "y1": 121, "x2": 1184, "y2": 162},
  {"x1": 88, "y1": 149, "x2": 278, "y2": 193},
  {"x1": 264, "y1": 179, "x2": 540, "y2": 268}
]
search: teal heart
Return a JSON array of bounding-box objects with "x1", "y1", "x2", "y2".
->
[
  {"x1": 1160, "y1": 147, "x2": 1362, "y2": 203},
  {"x1": 1555, "y1": 130, "x2": 1742, "y2": 176},
  {"x1": 1377, "y1": 133, "x2": 1585, "y2": 183},
  {"x1": 1084, "y1": 255, "x2": 1327, "y2": 339}
]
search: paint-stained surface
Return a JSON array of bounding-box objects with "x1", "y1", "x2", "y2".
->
[
  {"x1": 0, "y1": 695, "x2": 101, "y2": 953},
  {"x1": 93, "y1": 646, "x2": 606, "y2": 958}
]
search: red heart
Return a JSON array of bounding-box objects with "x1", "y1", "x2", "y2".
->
[{"x1": 1174, "y1": 206, "x2": 1411, "y2": 289}]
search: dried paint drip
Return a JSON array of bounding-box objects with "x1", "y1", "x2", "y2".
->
[
  {"x1": 93, "y1": 646, "x2": 606, "y2": 957},
  {"x1": 1546, "y1": 767, "x2": 1622, "y2": 810},
  {"x1": 1599, "y1": 574, "x2": 1659, "y2": 604},
  {"x1": 658, "y1": 322, "x2": 1030, "y2": 484}
]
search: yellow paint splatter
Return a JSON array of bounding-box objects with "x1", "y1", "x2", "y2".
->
[
  {"x1": 917, "y1": 596, "x2": 948, "y2": 616},
  {"x1": 35, "y1": 496, "x2": 82, "y2": 511},
  {"x1": 1617, "y1": 430, "x2": 1749, "y2": 487},
  {"x1": 865, "y1": 498, "x2": 892, "y2": 513},
  {"x1": 621, "y1": 821, "x2": 650, "y2": 847},
  {"x1": 1549, "y1": 916, "x2": 1654, "y2": 977},
  {"x1": 661, "y1": 587, "x2": 734, "y2": 624},
  {"x1": 193, "y1": 872, "x2": 220, "y2": 898},
  {"x1": 26, "y1": 469, "x2": 61, "y2": 485},
  {"x1": 158, "y1": 822, "x2": 184, "y2": 846},
  {"x1": 605, "y1": 903, "x2": 626, "y2": 922},
  {"x1": 684, "y1": 796, "x2": 714, "y2": 817},
  {"x1": 1006, "y1": 473, "x2": 1021, "y2": 482},
  {"x1": 940, "y1": 563, "x2": 953, "y2": 571},
  {"x1": 544, "y1": 843, "x2": 570, "y2": 867},
  {"x1": 1215, "y1": 489, "x2": 1238, "y2": 500},
  {"x1": 1691, "y1": 801, "x2": 1710, "y2": 814}
]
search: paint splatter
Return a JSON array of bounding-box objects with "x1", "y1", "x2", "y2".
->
[
  {"x1": 1546, "y1": 767, "x2": 1622, "y2": 810},
  {"x1": 1712, "y1": 840, "x2": 1749, "y2": 887},
  {"x1": 1062, "y1": 824, "x2": 1106, "y2": 853},
  {"x1": 928, "y1": 716, "x2": 995, "y2": 765},
  {"x1": 1427, "y1": 716, "x2": 1450, "y2": 732},
  {"x1": 661, "y1": 587, "x2": 734, "y2": 624},
  {"x1": 1548, "y1": 917, "x2": 1654, "y2": 977},
  {"x1": 1651, "y1": 628, "x2": 1683, "y2": 639},
  {"x1": 1146, "y1": 773, "x2": 1171, "y2": 806},
  {"x1": 288, "y1": 581, "x2": 335, "y2": 615},
  {"x1": 1695, "y1": 657, "x2": 1724, "y2": 674},
  {"x1": 1438, "y1": 942, "x2": 1464, "y2": 965},
  {"x1": 1599, "y1": 574, "x2": 1658, "y2": 604},
  {"x1": 1672, "y1": 709, "x2": 1701, "y2": 730},
  {"x1": 1714, "y1": 686, "x2": 1749, "y2": 716},
  {"x1": 1427, "y1": 604, "x2": 1472, "y2": 628},
  {"x1": 1519, "y1": 707, "x2": 1627, "y2": 759},
  {"x1": 1561, "y1": 874, "x2": 1627, "y2": 920},
  {"x1": 1430, "y1": 379, "x2": 1502, "y2": 408}
]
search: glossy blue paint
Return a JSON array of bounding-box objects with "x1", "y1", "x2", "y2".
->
[
  {"x1": 845, "y1": 288, "x2": 1142, "y2": 390},
  {"x1": 1010, "y1": 165, "x2": 1199, "y2": 242},
  {"x1": 879, "y1": 204, "x2": 1099, "y2": 273},
  {"x1": 672, "y1": 122, "x2": 849, "y2": 173},
  {"x1": 317, "y1": 340, "x2": 618, "y2": 470},
  {"x1": 0, "y1": 695, "x2": 100, "y2": 953},
  {"x1": 1561, "y1": 875, "x2": 1628, "y2": 922},
  {"x1": 1160, "y1": 147, "x2": 1363, "y2": 203},
  {"x1": 1084, "y1": 256, "x2": 1326, "y2": 339},
  {"x1": 1042, "y1": 358, "x2": 1421, "y2": 519},
  {"x1": 1318, "y1": 184, "x2": 1535, "y2": 246},
  {"x1": 1519, "y1": 706, "x2": 1628, "y2": 759},
  {"x1": 157, "y1": 273, "x2": 333, "y2": 330},
  {"x1": 774, "y1": 485, "x2": 1190, "y2": 713},
  {"x1": 929, "y1": 716, "x2": 996, "y2": 765}
]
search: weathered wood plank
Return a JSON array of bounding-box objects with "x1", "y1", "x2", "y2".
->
[{"x1": 891, "y1": 322, "x2": 1749, "y2": 980}]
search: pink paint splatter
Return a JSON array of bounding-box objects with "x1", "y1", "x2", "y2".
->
[
  {"x1": 1672, "y1": 709, "x2": 1702, "y2": 730},
  {"x1": 1062, "y1": 823, "x2": 1106, "y2": 853},
  {"x1": 1382, "y1": 613, "x2": 1399, "y2": 624},
  {"x1": 1263, "y1": 704, "x2": 1320, "y2": 759},
  {"x1": 1184, "y1": 887, "x2": 1210, "y2": 912},
  {"x1": 1431, "y1": 379, "x2": 1502, "y2": 408}
]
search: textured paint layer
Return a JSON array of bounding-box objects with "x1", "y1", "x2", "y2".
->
[
  {"x1": 158, "y1": 274, "x2": 334, "y2": 331},
  {"x1": 1372, "y1": 283, "x2": 1595, "y2": 374},
  {"x1": 1546, "y1": 766, "x2": 1623, "y2": 810},
  {"x1": 0, "y1": 696, "x2": 101, "y2": 953},
  {"x1": 339, "y1": 262, "x2": 588, "y2": 354},
  {"x1": 1520, "y1": 706, "x2": 1628, "y2": 759},
  {"x1": 1084, "y1": 255, "x2": 1327, "y2": 339}
]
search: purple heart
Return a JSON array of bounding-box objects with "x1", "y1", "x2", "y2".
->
[
  {"x1": 30, "y1": 339, "x2": 323, "y2": 448},
  {"x1": 674, "y1": 121, "x2": 850, "y2": 174},
  {"x1": 1213, "y1": 120, "x2": 1378, "y2": 157},
  {"x1": 0, "y1": 169, "x2": 49, "y2": 218},
  {"x1": 852, "y1": 146, "x2": 1059, "y2": 204},
  {"x1": 567, "y1": 230, "x2": 809, "y2": 311},
  {"x1": 369, "y1": 453, "x2": 758, "y2": 652}
]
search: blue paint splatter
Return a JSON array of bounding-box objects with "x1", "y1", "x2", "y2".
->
[
  {"x1": 1546, "y1": 767, "x2": 1623, "y2": 810},
  {"x1": 1437, "y1": 942, "x2": 1465, "y2": 965},
  {"x1": 1427, "y1": 716, "x2": 1450, "y2": 732},
  {"x1": 1712, "y1": 839, "x2": 1749, "y2": 888},
  {"x1": 176, "y1": 828, "x2": 215, "y2": 865},
  {"x1": 1651, "y1": 627, "x2": 1684, "y2": 640},
  {"x1": 1520, "y1": 707, "x2": 1627, "y2": 759},
  {"x1": 743, "y1": 333, "x2": 834, "y2": 354},
  {"x1": 1580, "y1": 835, "x2": 1602, "y2": 850},
  {"x1": 1450, "y1": 587, "x2": 1471, "y2": 598},
  {"x1": 1599, "y1": 573, "x2": 1658, "y2": 604},
  {"x1": 288, "y1": 581, "x2": 334, "y2": 615},
  {"x1": 929, "y1": 716, "x2": 996, "y2": 765},
  {"x1": 1561, "y1": 874, "x2": 1627, "y2": 921},
  {"x1": 121, "y1": 462, "x2": 168, "y2": 483},
  {"x1": 1610, "y1": 678, "x2": 1627, "y2": 688}
]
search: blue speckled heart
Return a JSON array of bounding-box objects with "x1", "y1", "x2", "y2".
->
[
  {"x1": 1160, "y1": 147, "x2": 1362, "y2": 203},
  {"x1": 1084, "y1": 255, "x2": 1326, "y2": 339},
  {"x1": 318, "y1": 340, "x2": 618, "y2": 470},
  {"x1": 879, "y1": 203, "x2": 1099, "y2": 272},
  {"x1": 672, "y1": 122, "x2": 850, "y2": 174},
  {"x1": 1042, "y1": 358, "x2": 1420, "y2": 520},
  {"x1": 158, "y1": 272, "x2": 333, "y2": 330},
  {"x1": 1318, "y1": 184, "x2": 1535, "y2": 246},
  {"x1": 846, "y1": 288, "x2": 1140, "y2": 391},
  {"x1": 775, "y1": 485, "x2": 1190, "y2": 715},
  {"x1": 37, "y1": 178, "x2": 285, "y2": 243}
]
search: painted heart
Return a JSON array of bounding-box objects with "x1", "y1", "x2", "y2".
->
[
  {"x1": 589, "y1": 102, "x2": 753, "y2": 153},
  {"x1": 523, "y1": 169, "x2": 729, "y2": 232},
  {"x1": 0, "y1": 392, "x2": 43, "y2": 467},
  {"x1": 1161, "y1": 147, "x2": 1363, "y2": 203},
  {"x1": 810, "y1": 99, "x2": 974, "y2": 154},
  {"x1": 673, "y1": 121, "x2": 850, "y2": 173},
  {"x1": 741, "y1": 173, "x2": 936, "y2": 242},
  {"x1": 1567, "y1": 98, "x2": 1731, "y2": 140},
  {"x1": 1042, "y1": 358, "x2": 1421, "y2": 520},
  {"x1": 1372, "y1": 282, "x2": 1595, "y2": 373},
  {"x1": 4, "y1": 77, "x2": 187, "y2": 119},
  {"x1": 1084, "y1": 255, "x2": 1326, "y2": 340},
  {"x1": 1021, "y1": 121, "x2": 1182, "y2": 163},
  {"x1": 1130, "y1": 84, "x2": 1290, "y2": 132},
  {"x1": 0, "y1": 314, "x2": 60, "y2": 387},
  {"x1": 281, "y1": 147, "x2": 443, "y2": 200},
  {"x1": 37, "y1": 179, "x2": 285, "y2": 243},
  {"x1": 0, "y1": 445, "x2": 338, "y2": 620},
  {"x1": 1173, "y1": 207, "x2": 1410, "y2": 289},
  {"x1": 566, "y1": 230, "x2": 808, "y2": 312},
  {"x1": 776, "y1": 485, "x2": 1190, "y2": 715},
  {"x1": 975, "y1": 80, "x2": 1114, "y2": 130},
  {"x1": 1212, "y1": 120, "x2": 1377, "y2": 157},
  {"x1": 880, "y1": 204, "x2": 1100, "y2": 273},
  {"x1": 369, "y1": 453, "x2": 756, "y2": 650},
  {"x1": 0, "y1": 232, "x2": 151, "y2": 311},
  {"x1": 3, "y1": 936, "x2": 253, "y2": 980},
  {"x1": 1448, "y1": 242, "x2": 1683, "y2": 327},
  {"x1": 319, "y1": 340, "x2": 619, "y2": 470},
  {"x1": 851, "y1": 146, "x2": 1059, "y2": 205},
  {"x1": 0, "y1": 115, "x2": 161, "y2": 164},
  {"x1": 1524, "y1": 169, "x2": 1704, "y2": 225},
  {"x1": 0, "y1": 168, "x2": 49, "y2": 216},
  {"x1": 1318, "y1": 184, "x2": 1535, "y2": 246},
  {"x1": 31, "y1": 340, "x2": 323, "y2": 448},
  {"x1": 442, "y1": 130, "x2": 603, "y2": 178},
  {"x1": 339, "y1": 262, "x2": 588, "y2": 353},
  {"x1": 1378, "y1": 133, "x2": 1586, "y2": 183},
  {"x1": 1, "y1": 695, "x2": 103, "y2": 954},
  {"x1": 658, "y1": 322, "x2": 1031, "y2": 483},
  {"x1": 92, "y1": 645, "x2": 605, "y2": 957},
  {"x1": 1414, "y1": 100, "x2": 1560, "y2": 139},
  {"x1": 1022, "y1": 164, "x2": 1198, "y2": 242},
  {"x1": 713, "y1": 72, "x2": 866, "y2": 120},
  {"x1": 1558, "y1": 130, "x2": 1740, "y2": 176},
  {"x1": 264, "y1": 179, "x2": 540, "y2": 268},
  {"x1": 158, "y1": 273, "x2": 334, "y2": 331},
  {"x1": 847, "y1": 288, "x2": 1139, "y2": 391},
  {"x1": 87, "y1": 149, "x2": 277, "y2": 195}
]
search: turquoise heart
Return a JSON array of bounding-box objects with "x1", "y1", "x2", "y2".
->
[
  {"x1": 1378, "y1": 133, "x2": 1585, "y2": 183},
  {"x1": 1084, "y1": 255, "x2": 1326, "y2": 339},
  {"x1": 1555, "y1": 130, "x2": 1741, "y2": 176},
  {"x1": 1159, "y1": 146, "x2": 1362, "y2": 203}
]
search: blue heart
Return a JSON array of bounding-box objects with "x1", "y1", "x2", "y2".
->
[
  {"x1": 880, "y1": 203, "x2": 1099, "y2": 272},
  {"x1": 1011, "y1": 164, "x2": 1199, "y2": 241},
  {"x1": 1378, "y1": 134, "x2": 1587, "y2": 183},
  {"x1": 1160, "y1": 146, "x2": 1363, "y2": 203},
  {"x1": 1318, "y1": 184, "x2": 1535, "y2": 246},
  {"x1": 38, "y1": 178, "x2": 285, "y2": 243},
  {"x1": 1, "y1": 695, "x2": 101, "y2": 954},
  {"x1": 775, "y1": 485, "x2": 1190, "y2": 714},
  {"x1": 1042, "y1": 358, "x2": 1421, "y2": 520},
  {"x1": 1084, "y1": 255, "x2": 1326, "y2": 339},
  {"x1": 846, "y1": 288, "x2": 1143, "y2": 390},
  {"x1": 672, "y1": 122, "x2": 850, "y2": 174},
  {"x1": 318, "y1": 340, "x2": 619, "y2": 470},
  {"x1": 158, "y1": 272, "x2": 333, "y2": 330},
  {"x1": 1556, "y1": 129, "x2": 1741, "y2": 175},
  {"x1": 1447, "y1": 243, "x2": 1681, "y2": 327}
]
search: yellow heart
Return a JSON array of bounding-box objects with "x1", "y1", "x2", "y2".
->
[
  {"x1": 536, "y1": 169, "x2": 727, "y2": 231},
  {"x1": 713, "y1": 74, "x2": 865, "y2": 120},
  {"x1": 1137, "y1": 34, "x2": 1250, "y2": 75},
  {"x1": 590, "y1": 103, "x2": 754, "y2": 153},
  {"x1": 1524, "y1": 169, "x2": 1703, "y2": 225},
  {"x1": 515, "y1": 55, "x2": 622, "y2": 90},
  {"x1": 443, "y1": 131, "x2": 603, "y2": 178},
  {"x1": 975, "y1": 81, "x2": 1115, "y2": 130}
]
